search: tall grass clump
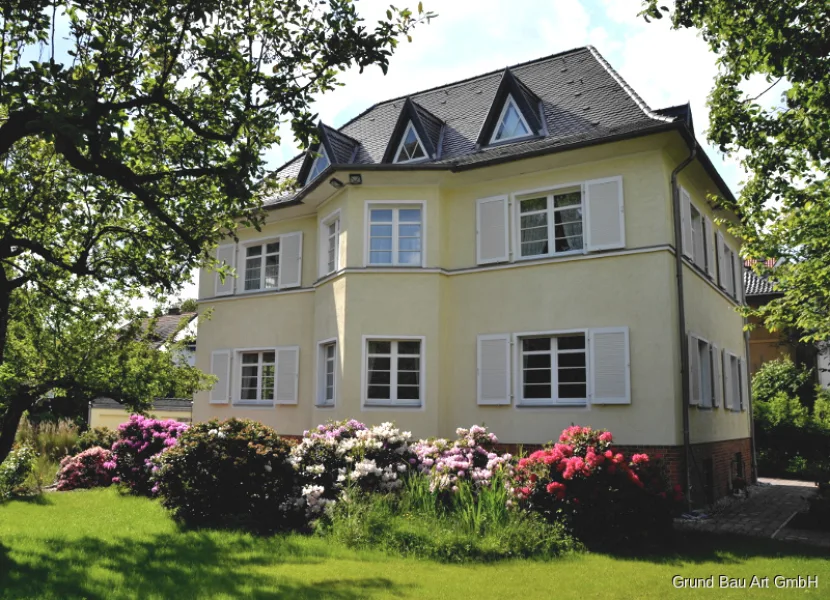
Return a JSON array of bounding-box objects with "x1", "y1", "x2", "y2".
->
[{"x1": 16, "y1": 418, "x2": 80, "y2": 462}]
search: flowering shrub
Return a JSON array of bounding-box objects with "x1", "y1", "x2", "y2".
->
[
  {"x1": 56, "y1": 447, "x2": 113, "y2": 491},
  {"x1": 513, "y1": 426, "x2": 679, "y2": 548},
  {"x1": 152, "y1": 418, "x2": 297, "y2": 530},
  {"x1": 0, "y1": 446, "x2": 36, "y2": 500},
  {"x1": 290, "y1": 420, "x2": 414, "y2": 517},
  {"x1": 107, "y1": 414, "x2": 189, "y2": 495},
  {"x1": 411, "y1": 425, "x2": 513, "y2": 493}
]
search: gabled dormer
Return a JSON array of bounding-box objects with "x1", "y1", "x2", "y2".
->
[
  {"x1": 382, "y1": 98, "x2": 444, "y2": 163},
  {"x1": 477, "y1": 68, "x2": 543, "y2": 146},
  {"x1": 297, "y1": 122, "x2": 360, "y2": 186}
]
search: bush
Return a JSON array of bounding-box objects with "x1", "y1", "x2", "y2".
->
[
  {"x1": 752, "y1": 358, "x2": 813, "y2": 405},
  {"x1": 755, "y1": 391, "x2": 810, "y2": 430},
  {"x1": 0, "y1": 446, "x2": 37, "y2": 500},
  {"x1": 513, "y1": 426, "x2": 678, "y2": 550},
  {"x1": 56, "y1": 447, "x2": 113, "y2": 491},
  {"x1": 152, "y1": 418, "x2": 297, "y2": 531},
  {"x1": 108, "y1": 414, "x2": 189, "y2": 495},
  {"x1": 15, "y1": 418, "x2": 79, "y2": 462},
  {"x1": 289, "y1": 420, "x2": 414, "y2": 518},
  {"x1": 77, "y1": 427, "x2": 118, "y2": 453}
]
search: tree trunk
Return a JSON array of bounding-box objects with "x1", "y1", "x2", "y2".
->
[{"x1": 0, "y1": 397, "x2": 30, "y2": 466}]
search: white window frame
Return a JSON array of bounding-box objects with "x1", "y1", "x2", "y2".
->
[
  {"x1": 393, "y1": 122, "x2": 429, "y2": 164},
  {"x1": 239, "y1": 236, "x2": 281, "y2": 293},
  {"x1": 489, "y1": 94, "x2": 533, "y2": 145},
  {"x1": 512, "y1": 182, "x2": 585, "y2": 261},
  {"x1": 308, "y1": 146, "x2": 330, "y2": 182},
  {"x1": 361, "y1": 335, "x2": 425, "y2": 409},
  {"x1": 364, "y1": 201, "x2": 426, "y2": 267},
  {"x1": 316, "y1": 338, "x2": 337, "y2": 407},
  {"x1": 723, "y1": 350, "x2": 743, "y2": 412},
  {"x1": 234, "y1": 347, "x2": 278, "y2": 406},
  {"x1": 513, "y1": 328, "x2": 589, "y2": 407},
  {"x1": 319, "y1": 209, "x2": 341, "y2": 277}
]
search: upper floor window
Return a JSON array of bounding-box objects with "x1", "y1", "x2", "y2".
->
[
  {"x1": 490, "y1": 95, "x2": 532, "y2": 144},
  {"x1": 320, "y1": 210, "x2": 341, "y2": 277},
  {"x1": 519, "y1": 333, "x2": 587, "y2": 406},
  {"x1": 365, "y1": 338, "x2": 422, "y2": 407},
  {"x1": 394, "y1": 122, "x2": 427, "y2": 163},
  {"x1": 518, "y1": 188, "x2": 583, "y2": 258},
  {"x1": 308, "y1": 146, "x2": 330, "y2": 182},
  {"x1": 244, "y1": 241, "x2": 279, "y2": 291},
  {"x1": 368, "y1": 204, "x2": 423, "y2": 266}
]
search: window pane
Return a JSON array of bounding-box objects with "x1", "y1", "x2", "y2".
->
[
  {"x1": 559, "y1": 383, "x2": 587, "y2": 399},
  {"x1": 398, "y1": 252, "x2": 421, "y2": 265},
  {"x1": 368, "y1": 385, "x2": 390, "y2": 399},
  {"x1": 326, "y1": 373, "x2": 334, "y2": 387},
  {"x1": 554, "y1": 207, "x2": 582, "y2": 225},
  {"x1": 368, "y1": 341, "x2": 391, "y2": 354},
  {"x1": 399, "y1": 209, "x2": 421, "y2": 222},
  {"x1": 523, "y1": 384, "x2": 551, "y2": 399},
  {"x1": 370, "y1": 251, "x2": 393, "y2": 264},
  {"x1": 246, "y1": 246, "x2": 262, "y2": 257},
  {"x1": 371, "y1": 209, "x2": 393, "y2": 223},
  {"x1": 520, "y1": 197, "x2": 547, "y2": 213},
  {"x1": 368, "y1": 370, "x2": 391, "y2": 385},
  {"x1": 523, "y1": 369, "x2": 551, "y2": 384},
  {"x1": 495, "y1": 103, "x2": 529, "y2": 140},
  {"x1": 399, "y1": 237, "x2": 422, "y2": 251},
  {"x1": 398, "y1": 224, "x2": 421, "y2": 237},
  {"x1": 242, "y1": 354, "x2": 259, "y2": 364},
  {"x1": 558, "y1": 367, "x2": 586, "y2": 383},
  {"x1": 558, "y1": 335, "x2": 585, "y2": 350},
  {"x1": 397, "y1": 386, "x2": 420, "y2": 400},
  {"x1": 262, "y1": 378, "x2": 274, "y2": 400},
  {"x1": 241, "y1": 387, "x2": 258, "y2": 401},
  {"x1": 555, "y1": 236, "x2": 583, "y2": 253},
  {"x1": 523, "y1": 338, "x2": 551, "y2": 352},
  {"x1": 521, "y1": 213, "x2": 547, "y2": 229},
  {"x1": 325, "y1": 344, "x2": 335, "y2": 360},
  {"x1": 398, "y1": 357, "x2": 420, "y2": 371},
  {"x1": 398, "y1": 371, "x2": 419, "y2": 386},
  {"x1": 368, "y1": 356, "x2": 391, "y2": 371},
  {"x1": 558, "y1": 353, "x2": 586, "y2": 367},
  {"x1": 265, "y1": 242, "x2": 280, "y2": 254},
  {"x1": 523, "y1": 354, "x2": 552, "y2": 369},
  {"x1": 553, "y1": 191, "x2": 581, "y2": 208},
  {"x1": 244, "y1": 258, "x2": 261, "y2": 290},
  {"x1": 262, "y1": 352, "x2": 275, "y2": 364},
  {"x1": 264, "y1": 255, "x2": 279, "y2": 288},
  {"x1": 398, "y1": 341, "x2": 420, "y2": 355},
  {"x1": 241, "y1": 376, "x2": 258, "y2": 390},
  {"x1": 370, "y1": 237, "x2": 393, "y2": 251},
  {"x1": 370, "y1": 224, "x2": 393, "y2": 238}
]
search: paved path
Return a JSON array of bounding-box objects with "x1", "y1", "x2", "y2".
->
[{"x1": 675, "y1": 478, "x2": 830, "y2": 548}]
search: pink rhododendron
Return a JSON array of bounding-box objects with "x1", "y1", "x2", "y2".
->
[{"x1": 57, "y1": 447, "x2": 113, "y2": 491}]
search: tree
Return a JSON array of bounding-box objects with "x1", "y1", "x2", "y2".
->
[
  {"x1": 0, "y1": 284, "x2": 211, "y2": 462},
  {"x1": 0, "y1": 1, "x2": 432, "y2": 462},
  {"x1": 641, "y1": 1, "x2": 830, "y2": 340}
]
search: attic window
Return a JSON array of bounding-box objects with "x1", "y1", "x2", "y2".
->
[
  {"x1": 394, "y1": 122, "x2": 427, "y2": 163},
  {"x1": 490, "y1": 95, "x2": 531, "y2": 144},
  {"x1": 308, "y1": 146, "x2": 330, "y2": 181}
]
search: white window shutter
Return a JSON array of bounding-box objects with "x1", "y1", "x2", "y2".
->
[
  {"x1": 214, "y1": 244, "x2": 236, "y2": 296},
  {"x1": 739, "y1": 357, "x2": 748, "y2": 411},
  {"x1": 704, "y1": 217, "x2": 716, "y2": 279},
  {"x1": 476, "y1": 196, "x2": 509, "y2": 264},
  {"x1": 477, "y1": 334, "x2": 511, "y2": 405},
  {"x1": 681, "y1": 187, "x2": 693, "y2": 258},
  {"x1": 209, "y1": 350, "x2": 232, "y2": 404},
  {"x1": 590, "y1": 327, "x2": 630, "y2": 404},
  {"x1": 688, "y1": 333, "x2": 700, "y2": 406},
  {"x1": 584, "y1": 176, "x2": 625, "y2": 251},
  {"x1": 716, "y1": 232, "x2": 727, "y2": 289},
  {"x1": 733, "y1": 250, "x2": 743, "y2": 303},
  {"x1": 278, "y1": 232, "x2": 303, "y2": 289},
  {"x1": 275, "y1": 346, "x2": 300, "y2": 404},
  {"x1": 711, "y1": 344, "x2": 721, "y2": 408},
  {"x1": 723, "y1": 350, "x2": 734, "y2": 410}
]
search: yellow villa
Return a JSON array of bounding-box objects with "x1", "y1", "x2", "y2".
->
[{"x1": 194, "y1": 47, "x2": 752, "y2": 503}]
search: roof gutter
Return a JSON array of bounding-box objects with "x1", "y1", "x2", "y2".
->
[{"x1": 671, "y1": 131, "x2": 696, "y2": 511}]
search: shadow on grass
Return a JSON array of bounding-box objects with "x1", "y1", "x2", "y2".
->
[
  {"x1": 597, "y1": 531, "x2": 830, "y2": 567},
  {"x1": 6, "y1": 493, "x2": 54, "y2": 506},
  {"x1": 0, "y1": 533, "x2": 405, "y2": 600}
]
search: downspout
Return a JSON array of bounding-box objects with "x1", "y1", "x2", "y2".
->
[
  {"x1": 671, "y1": 137, "x2": 696, "y2": 512},
  {"x1": 744, "y1": 299, "x2": 758, "y2": 483}
]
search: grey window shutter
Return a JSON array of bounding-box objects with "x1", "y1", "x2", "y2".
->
[
  {"x1": 590, "y1": 327, "x2": 630, "y2": 404},
  {"x1": 704, "y1": 217, "x2": 716, "y2": 279},
  {"x1": 477, "y1": 334, "x2": 511, "y2": 404},
  {"x1": 688, "y1": 333, "x2": 700, "y2": 406},
  {"x1": 278, "y1": 232, "x2": 303, "y2": 289},
  {"x1": 584, "y1": 176, "x2": 625, "y2": 251},
  {"x1": 210, "y1": 350, "x2": 232, "y2": 404},
  {"x1": 733, "y1": 250, "x2": 743, "y2": 303},
  {"x1": 722, "y1": 349, "x2": 733, "y2": 410},
  {"x1": 716, "y1": 232, "x2": 727, "y2": 289},
  {"x1": 214, "y1": 244, "x2": 236, "y2": 296},
  {"x1": 681, "y1": 187, "x2": 693, "y2": 259},
  {"x1": 711, "y1": 344, "x2": 722, "y2": 408},
  {"x1": 739, "y1": 357, "x2": 748, "y2": 411},
  {"x1": 275, "y1": 346, "x2": 300, "y2": 404},
  {"x1": 476, "y1": 196, "x2": 509, "y2": 264}
]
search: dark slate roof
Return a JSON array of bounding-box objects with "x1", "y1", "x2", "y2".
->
[
  {"x1": 142, "y1": 312, "x2": 197, "y2": 349},
  {"x1": 744, "y1": 267, "x2": 778, "y2": 297},
  {"x1": 90, "y1": 397, "x2": 193, "y2": 412},
  {"x1": 266, "y1": 45, "x2": 678, "y2": 206}
]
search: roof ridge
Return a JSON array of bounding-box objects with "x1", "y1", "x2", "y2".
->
[{"x1": 586, "y1": 45, "x2": 674, "y2": 124}]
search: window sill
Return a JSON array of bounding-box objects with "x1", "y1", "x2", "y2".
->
[
  {"x1": 314, "y1": 403, "x2": 336, "y2": 409},
  {"x1": 363, "y1": 401, "x2": 423, "y2": 409},
  {"x1": 516, "y1": 402, "x2": 588, "y2": 408},
  {"x1": 516, "y1": 249, "x2": 584, "y2": 262},
  {"x1": 232, "y1": 401, "x2": 275, "y2": 408}
]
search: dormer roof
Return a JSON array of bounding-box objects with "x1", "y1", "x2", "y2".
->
[
  {"x1": 476, "y1": 67, "x2": 543, "y2": 146},
  {"x1": 296, "y1": 122, "x2": 360, "y2": 186},
  {"x1": 382, "y1": 98, "x2": 444, "y2": 162}
]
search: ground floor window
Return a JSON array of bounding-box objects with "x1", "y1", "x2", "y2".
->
[
  {"x1": 519, "y1": 332, "x2": 587, "y2": 406},
  {"x1": 365, "y1": 339, "x2": 422, "y2": 406},
  {"x1": 318, "y1": 341, "x2": 336, "y2": 406},
  {"x1": 239, "y1": 351, "x2": 275, "y2": 404}
]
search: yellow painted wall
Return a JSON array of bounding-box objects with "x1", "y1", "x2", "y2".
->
[
  {"x1": 194, "y1": 132, "x2": 751, "y2": 447},
  {"x1": 90, "y1": 408, "x2": 192, "y2": 430}
]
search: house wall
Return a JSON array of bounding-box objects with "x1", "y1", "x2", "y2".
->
[
  {"x1": 194, "y1": 133, "x2": 751, "y2": 452},
  {"x1": 89, "y1": 408, "x2": 192, "y2": 429}
]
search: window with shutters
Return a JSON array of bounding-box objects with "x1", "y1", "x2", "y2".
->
[
  {"x1": 237, "y1": 350, "x2": 276, "y2": 405},
  {"x1": 366, "y1": 203, "x2": 424, "y2": 266},
  {"x1": 237, "y1": 232, "x2": 302, "y2": 293},
  {"x1": 243, "y1": 241, "x2": 280, "y2": 291},
  {"x1": 393, "y1": 122, "x2": 428, "y2": 163},
  {"x1": 721, "y1": 244, "x2": 737, "y2": 298},
  {"x1": 490, "y1": 95, "x2": 532, "y2": 144},
  {"x1": 689, "y1": 334, "x2": 718, "y2": 409},
  {"x1": 724, "y1": 351, "x2": 742, "y2": 411},
  {"x1": 317, "y1": 340, "x2": 337, "y2": 407},
  {"x1": 519, "y1": 333, "x2": 587, "y2": 406},
  {"x1": 517, "y1": 188, "x2": 583, "y2": 258},
  {"x1": 364, "y1": 338, "x2": 423, "y2": 407}
]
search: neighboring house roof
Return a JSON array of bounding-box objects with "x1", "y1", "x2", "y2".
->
[
  {"x1": 744, "y1": 267, "x2": 779, "y2": 297},
  {"x1": 266, "y1": 45, "x2": 717, "y2": 207},
  {"x1": 140, "y1": 312, "x2": 197, "y2": 349},
  {"x1": 90, "y1": 397, "x2": 193, "y2": 412}
]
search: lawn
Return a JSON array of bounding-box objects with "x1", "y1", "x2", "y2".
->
[{"x1": 1, "y1": 489, "x2": 828, "y2": 600}]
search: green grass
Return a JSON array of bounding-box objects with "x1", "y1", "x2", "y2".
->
[{"x1": 1, "y1": 488, "x2": 829, "y2": 599}]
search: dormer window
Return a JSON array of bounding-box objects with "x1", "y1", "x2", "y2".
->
[
  {"x1": 490, "y1": 95, "x2": 532, "y2": 144},
  {"x1": 393, "y1": 122, "x2": 427, "y2": 163},
  {"x1": 308, "y1": 146, "x2": 330, "y2": 181}
]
